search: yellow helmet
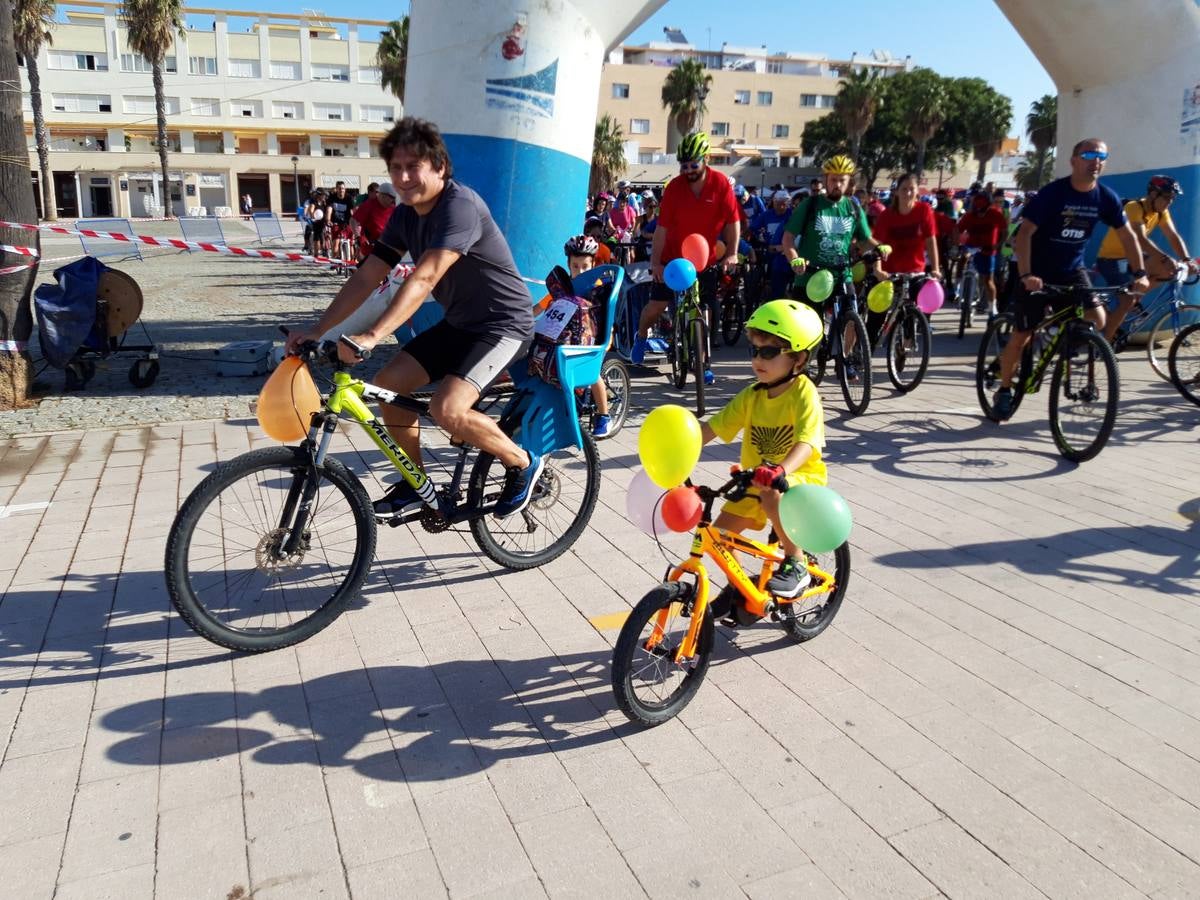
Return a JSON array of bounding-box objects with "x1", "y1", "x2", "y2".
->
[
  {"x1": 822, "y1": 154, "x2": 857, "y2": 175},
  {"x1": 746, "y1": 300, "x2": 824, "y2": 353}
]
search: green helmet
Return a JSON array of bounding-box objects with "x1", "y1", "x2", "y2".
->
[
  {"x1": 676, "y1": 132, "x2": 711, "y2": 162},
  {"x1": 746, "y1": 300, "x2": 824, "y2": 353}
]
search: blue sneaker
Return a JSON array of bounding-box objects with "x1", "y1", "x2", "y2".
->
[
  {"x1": 993, "y1": 386, "x2": 1014, "y2": 421},
  {"x1": 646, "y1": 337, "x2": 668, "y2": 354},
  {"x1": 494, "y1": 452, "x2": 545, "y2": 519},
  {"x1": 703, "y1": 369, "x2": 715, "y2": 385},
  {"x1": 592, "y1": 414, "x2": 611, "y2": 437},
  {"x1": 631, "y1": 339, "x2": 649, "y2": 365},
  {"x1": 373, "y1": 481, "x2": 425, "y2": 520}
]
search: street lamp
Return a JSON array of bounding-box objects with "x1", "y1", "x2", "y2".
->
[{"x1": 291, "y1": 155, "x2": 300, "y2": 217}]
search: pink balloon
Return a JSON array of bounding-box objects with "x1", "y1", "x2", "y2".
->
[
  {"x1": 916, "y1": 279, "x2": 945, "y2": 314},
  {"x1": 625, "y1": 468, "x2": 668, "y2": 536}
]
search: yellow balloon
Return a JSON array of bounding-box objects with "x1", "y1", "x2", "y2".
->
[
  {"x1": 851, "y1": 261, "x2": 866, "y2": 284},
  {"x1": 257, "y1": 356, "x2": 322, "y2": 442},
  {"x1": 638, "y1": 404, "x2": 702, "y2": 489},
  {"x1": 866, "y1": 280, "x2": 895, "y2": 313}
]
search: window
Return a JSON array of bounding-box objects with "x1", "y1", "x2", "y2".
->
[
  {"x1": 710, "y1": 121, "x2": 730, "y2": 137},
  {"x1": 189, "y1": 56, "x2": 217, "y2": 75},
  {"x1": 269, "y1": 60, "x2": 300, "y2": 80},
  {"x1": 123, "y1": 95, "x2": 180, "y2": 115},
  {"x1": 232, "y1": 100, "x2": 262, "y2": 118},
  {"x1": 191, "y1": 98, "x2": 220, "y2": 116},
  {"x1": 820, "y1": 94, "x2": 837, "y2": 108},
  {"x1": 612, "y1": 83, "x2": 630, "y2": 99},
  {"x1": 312, "y1": 63, "x2": 350, "y2": 82},
  {"x1": 48, "y1": 51, "x2": 108, "y2": 71},
  {"x1": 121, "y1": 53, "x2": 175, "y2": 73},
  {"x1": 237, "y1": 137, "x2": 260, "y2": 154},
  {"x1": 359, "y1": 105, "x2": 395, "y2": 123},
  {"x1": 227, "y1": 58, "x2": 260, "y2": 78},
  {"x1": 757, "y1": 91, "x2": 773, "y2": 106},
  {"x1": 772, "y1": 124, "x2": 789, "y2": 139},
  {"x1": 358, "y1": 66, "x2": 382, "y2": 84},
  {"x1": 313, "y1": 103, "x2": 349, "y2": 121},
  {"x1": 272, "y1": 100, "x2": 303, "y2": 120},
  {"x1": 630, "y1": 118, "x2": 650, "y2": 135},
  {"x1": 801, "y1": 94, "x2": 818, "y2": 107},
  {"x1": 767, "y1": 60, "x2": 783, "y2": 74},
  {"x1": 324, "y1": 147, "x2": 345, "y2": 157},
  {"x1": 51, "y1": 94, "x2": 112, "y2": 114},
  {"x1": 734, "y1": 90, "x2": 750, "y2": 105}
]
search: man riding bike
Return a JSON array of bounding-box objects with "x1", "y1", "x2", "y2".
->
[
  {"x1": 285, "y1": 116, "x2": 541, "y2": 520},
  {"x1": 957, "y1": 190, "x2": 1008, "y2": 319}
]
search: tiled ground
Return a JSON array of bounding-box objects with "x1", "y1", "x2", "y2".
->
[{"x1": 2, "y1": 323, "x2": 1199, "y2": 899}]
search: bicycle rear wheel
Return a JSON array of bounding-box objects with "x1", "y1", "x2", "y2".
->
[
  {"x1": 164, "y1": 446, "x2": 376, "y2": 652},
  {"x1": 599, "y1": 356, "x2": 632, "y2": 438},
  {"x1": 611, "y1": 582, "x2": 713, "y2": 727},
  {"x1": 722, "y1": 284, "x2": 746, "y2": 346},
  {"x1": 669, "y1": 307, "x2": 688, "y2": 390},
  {"x1": 1048, "y1": 329, "x2": 1119, "y2": 462},
  {"x1": 1147, "y1": 304, "x2": 1200, "y2": 381},
  {"x1": 778, "y1": 541, "x2": 850, "y2": 642},
  {"x1": 468, "y1": 429, "x2": 601, "y2": 569},
  {"x1": 958, "y1": 273, "x2": 978, "y2": 339},
  {"x1": 885, "y1": 307, "x2": 931, "y2": 393},
  {"x1": 836, "y1": 311, "x2": 872, "y2": 416},
  {"x1": 690, "y1": 316, "x2": 707, "y2": 417},
  {"x1": 976, "y1": 313, "x2": 1024, "y2": 421},
  {"x1": 1168, "y1": 322, "x2": 1200, "y2": 407}
]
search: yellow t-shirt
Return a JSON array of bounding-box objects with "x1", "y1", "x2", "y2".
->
[
  {"x1": 707, "y1": 375, "x2": 827, "y2": 485},
  {"x1": 1097, "y1": 200, "x2": 1173, "y2": 259}
]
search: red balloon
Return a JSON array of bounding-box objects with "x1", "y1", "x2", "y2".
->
[
  {"x1": 661, "y1": 486, "x2": 703, "y2": 533},
  {"x1": 680, "y1": 233, "x2": 710, "y2": 271}
]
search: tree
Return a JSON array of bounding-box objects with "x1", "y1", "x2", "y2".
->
[
  {"x1": 893, "y1": 68, "x2": 947, "y2": 179},
  {"x1": 120, "y1": 0, "x2": 184, "y2": 218},
  {"x1": 961, "y1": 82, "x2": 1014, "y2": 183},
  {"x1": 661, "y1": 58, "x2": 712, "y2": 139},
  {"x1": 1026, "y1": 94, "x2": 1057, "y2": 186},
  {"x1": 377, "y1": 17, "x2": 408, "y2": 106},
  {"x1": 1, "y1": 0, "x2": 40, "y2": 408},
  {"x1": 13, "y1": 0, "x2": 57, "y2": 221},
  {"x1": 590, "y1": 114, "x2": 626, "y2": 196},
  {"x1": 1015, "y1": 149, "x2": 1054, "y2": 191},
  {"x1": 835, "y1": 67, "x2": 883, "y2": 165}
]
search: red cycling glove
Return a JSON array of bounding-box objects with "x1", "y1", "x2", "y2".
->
[{"x1": 752, "y1": 463, "x2": 787, "y2": 488}]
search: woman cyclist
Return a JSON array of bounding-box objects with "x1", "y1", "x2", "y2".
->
[{"x1": 869, "y1": 172, "x2": 941, "y2": 345}]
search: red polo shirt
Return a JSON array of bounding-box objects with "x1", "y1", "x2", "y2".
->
[{"x1": 658, "y1": 170, "x2": 741, "y2": 268}]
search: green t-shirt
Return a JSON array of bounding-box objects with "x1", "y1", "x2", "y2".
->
[{"x1": 785, "y1": 196, "x2": 872, "y2": 269}]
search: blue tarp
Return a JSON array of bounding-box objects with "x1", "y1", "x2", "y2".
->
[{"x1": 34, "y1": 256, "x2": 109, "y2": 368}]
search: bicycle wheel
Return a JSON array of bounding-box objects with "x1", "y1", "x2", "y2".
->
[
  {"x1": 690, "y1": 316, "x2": 707, "y2": 417},
  {"x1": 958, "y1": 272, "x2": 978, "y2": 338},
  {"x1": 885, "y1": 307, "x2": 932, "y2": 393},
  {"x1": 778, "y1": 541, "x2": 850, "y2": 643},
  {"x1": 611, "y1": 582, "x2": 713, "y2": 727},
  {"x1": 164, "y1": 446, "x2": 375, "y2": 652},
  {"x1": 599, "y1": 356, "x2": 632, "y2": 438},
  {"x1": 976, "y1": 313, "x2": 1024, "y2": 421},
  {"x1": 1168, "y1": 322, "x2": 1200, "y2": 407},
  {"x1": 1147, "y1": 304, "x2": 1200, "y2": 381},
  {"x1": 722, "y1": 284, "x2": 746, "y2": 346},
  {"x1": 835, "y1": 311, "x2": 872, "y2": 416},
  {"x1": 1048, "y1": 329, "x2": 1120, "y2": 462},
  {"x1": 469, "y1": 429, "x2": 601, "y2": 569},
  {"x1": 669, "y1": 307, "x2": 688, "y2": 390}
]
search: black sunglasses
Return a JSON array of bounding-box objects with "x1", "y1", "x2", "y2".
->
[{"x1": 748, "y1": 344, "x2": 786, "y2": 360}]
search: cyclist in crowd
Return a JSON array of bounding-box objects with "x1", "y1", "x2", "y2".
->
[
  {"x1": 869, "y1": 171, "x2": 941, "y2": 345},
  {"x1": 957, "y1": 190, "x2": 1008, "y2": 319},
  {"x1": 609, "y1": 191, "x2": 638, "y2": 243},
  {"x1": 992, "y1": 137, "x2": 1149, "y2": 420},
  {"x1": 699, "y1": 300, "x2": 828, "y2": 603},
  {"x1": 327, "y1": 180, "x2": 354, "y2": 257},
  {"x1": 351, "y1": 180, "x2": 397, "y2": 260},
  {"x1": 751, "y1": 190, "x2": 795, "y2": 299},
  {"x1": 636, "y1": 192, "x2": 659, "y2": 261},
  {"x1": 616, "y1": 180, "x2": 641, "y2": 217},
  {"x1": 354, "y1": 182, "x2": 379, "y2": 209},
  {"x1": 309, "y1": 190, "x2": 329, "y2": 256},
  {"x1": 561, "y1": 234, "x2": 615, "y2": 436},
  {"x1": 635, "y1": 131, "x2": 741, "y2": 373},
  {"x1": 743, "y1": 184, "x2": 767, "y2": 221},
  {"x1": 1096, "y1": 174, "x2": 1196, "y2": 342},
  {"x1": 582, "y1": 217, "x2": 614, "y2": 264},
  {"x1": 587, "y1": 194, "x2": 614, "y2": 233},
  {"x1": 285, "y1": 116, "x2": 542, "y2": 520}
]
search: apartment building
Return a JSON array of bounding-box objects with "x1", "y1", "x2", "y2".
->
[{"x1": 18, "y1": 2, "x2": 399, "y2": 218}]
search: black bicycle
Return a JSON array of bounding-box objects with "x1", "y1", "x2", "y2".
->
[
  {"x1": 976, "y1": 284, "x2": 1120, "y2": 462},
  {"x1": 869, "y1": 272, "x2": 933, "y2": 393},
  {"x1": 803, "y1": 256, "x2": 872, "y2": 416},
  {"x1": 718, "y1": 263, "x2": 751, "y2": 347}
]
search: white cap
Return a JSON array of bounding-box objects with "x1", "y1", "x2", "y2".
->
[
  {"x1": 772, "y1": 190, "x2": 791, "y2": 203},
  {"x1": 376, "y1": 182, "x2": 398, "y2": 198}
]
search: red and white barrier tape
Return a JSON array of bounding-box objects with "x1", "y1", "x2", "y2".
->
[
  {"x1": 0, "y1": 265, "x2": 32, "y2": 276},
  {"x1": 1, "y1": 244, "x2": 39, "y2": 258}
]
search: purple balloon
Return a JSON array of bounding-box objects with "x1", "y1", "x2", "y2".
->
[{"x1": 917, "y1": 279, "x2": 945, "y2": 314}]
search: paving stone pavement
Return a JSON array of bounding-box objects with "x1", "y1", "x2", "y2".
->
[{"x1": 1, "y1": 312, "x2": 1199, "y2": 899}]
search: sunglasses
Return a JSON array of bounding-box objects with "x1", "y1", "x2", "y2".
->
[
  {"x1": 1078, "y1": 150, "x2": 1108, "y2": 161},
  {"x1": 679, "y1": 161, "x2": 703, "y2": 171},
  {"x1": 748, "y1": 344, "x2": 786, "y2": 360}
]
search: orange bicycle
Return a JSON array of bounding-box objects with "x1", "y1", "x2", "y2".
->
[{"x1": 611, "y1": 469, "x2": 850, "y2": 726}]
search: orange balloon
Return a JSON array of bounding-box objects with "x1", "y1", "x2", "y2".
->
[
  {"x1": 661, "y1": 486, "x2": 703, "y2": 533},
  {"x1": 257, "y1": 356, "x2": 322, "y2": 441},
  {"x1": 680, "y1": 233, "x2": 710, "y2": 271}
]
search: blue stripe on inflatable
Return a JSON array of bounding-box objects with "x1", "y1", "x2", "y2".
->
[{"x1": 444, "y1": 133, "x2": 589, "y2": 300}]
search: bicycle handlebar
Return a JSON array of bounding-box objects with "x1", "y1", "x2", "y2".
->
[{"x1": 278, "y1": 326, "x2": 371, "y2": 366}]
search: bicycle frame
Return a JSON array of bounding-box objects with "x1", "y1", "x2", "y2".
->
[
  {"x1": 1114, "y1": 274, "x2": 1187, "y2": 341},
  {"x1": 1017, "y1": 303, "x2": 1088, "y2": 396}
]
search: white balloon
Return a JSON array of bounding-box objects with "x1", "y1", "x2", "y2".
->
[{"x1": 625, "y1": 468, "x2": 668, "y2": 537}]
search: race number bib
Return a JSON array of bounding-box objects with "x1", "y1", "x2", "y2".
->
[{"x1": 534, "y1": 298, "x2": 579, "y2": 341}]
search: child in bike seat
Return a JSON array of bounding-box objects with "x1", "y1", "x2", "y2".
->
[{"x1": 699, "y1": 299, "x2": 827, "y2": 601}]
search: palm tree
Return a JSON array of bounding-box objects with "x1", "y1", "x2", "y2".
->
[
  {"x1": 966, "y1": 89, "x2": 1014, "y2": 184},
  {"x1": 1015, "y1": 150, "x2": 1054, "y2": 191},
  {"x1": 1026, "y1": 94, "x2": 1057, "y2": 186},
  {"x1": 120, "y1": 0, "x2": 184, "y2": 218},
  {"x1": 661, "y1": 58, "x2": 712, "y2": 143},
  {"x1": 590, "y1": 114, "x2": 626, "y2": 196},
  {"x1": 896, "y1": 69, "x2": 947, "y2": 179},
  {"x1": 377, "y1": 17, "x2": 408, "y2": 106},
  {"x1": 835, "y1": 68, "x2": 883, "y2": 165},
  {"x1": 13, "y1": 0, "x2": 58, "y2": 221}
]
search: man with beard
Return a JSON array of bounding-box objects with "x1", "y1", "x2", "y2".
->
[{"x1": 633, "y1": 131, "x2": 741, "y2": 375}]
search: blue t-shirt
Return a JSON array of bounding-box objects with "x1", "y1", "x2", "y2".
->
[{"x1": 1022, "y1": 176, "x2": 1126, "y2": 281}]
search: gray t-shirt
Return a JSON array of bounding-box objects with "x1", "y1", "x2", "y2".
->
[{"x1": 371, "y1": 180, "x2": 533, "y2": 339}]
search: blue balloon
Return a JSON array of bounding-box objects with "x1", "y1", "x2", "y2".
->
[{"x1": 663, "y1": 258, "x2": 698, "y2": 292}]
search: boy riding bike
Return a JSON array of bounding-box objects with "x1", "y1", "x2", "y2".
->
[{"x1": 699, "y1": 299, "x2": 827, "y2": 613}]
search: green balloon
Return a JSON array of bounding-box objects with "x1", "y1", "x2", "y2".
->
[
  {"x1": 779, "y1": 484, "x2": 852, "y2": 553},
  {"x1": 806, "y1": 269, "x2": 834, "y2": 303},
  {"x1": 851, "y1": 261, "x2": 866, "y2": 284}
]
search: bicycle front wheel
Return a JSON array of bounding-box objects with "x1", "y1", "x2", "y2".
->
[
  {"x1": 669, "y1": 308, "x2": 688, "y2": 390},
  {"x1": 836, "y1": 311, "x2": 872, "y2": 416},
  {"x1": 690, "y1": 316, "x2": 707, "y2": 417},
  {"x1": 958, "y1": 273, "x2": 978, "y2": 339},
  {"x1": 1147, "y1": 304, "x2": 1200, "y2": 381},
  {"x1": 976, "y1": 313, "x2": 1024, "y2": 421},
  {"x1": 164, "y1": 446, "x2": 376, "y2": 652},
  {"x1": 886, "y1": 307, "x2": 932, "y2": 393},
  {"x1": 778, "y1": 541, "x2": 850, "y2": 643},
  {"x1": 469, "y1": 430, "x2": 601, "y2": 569},
  {"x1": 1168, "y1": 322, "x2": 1200, "y2": 407},
  {"x1": 722, "y1": 285, "x2": 746, "y2": 346},
  {"x1": 1048, "y1": 329, "x2": 1120, "y2": 462},
  {"x1": 612, "y1": 582, "x2": 713, "y2": 727},
  {"x1": 599, "y1": 356, "x2": 632, "y2": 438}
]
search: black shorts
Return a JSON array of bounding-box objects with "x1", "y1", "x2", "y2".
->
[
  {"x1": 401, "y1": 319, "x2": 530, "y2": 392},
  {"x1": 649, "y1": 267, "x2": 721, "y2": 304},
  {"x1": 1013, "y1": 268, "x2": 1100, "y2": 332}
]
